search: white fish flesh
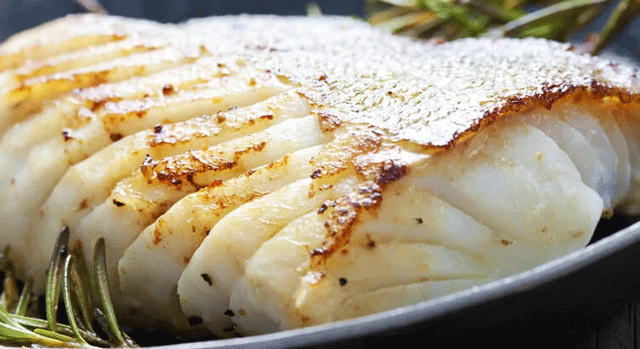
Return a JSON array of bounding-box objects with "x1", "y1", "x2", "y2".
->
[{"x1": 1, "y1": 14, "x2": 640, "y2": 337}]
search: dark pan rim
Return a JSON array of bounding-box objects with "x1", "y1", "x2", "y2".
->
[{"x1": 153, "y1": 220, "x2": 640, "y2": 349}]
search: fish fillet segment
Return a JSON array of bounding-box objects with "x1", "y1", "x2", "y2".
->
[{"x1": 1, "y1": 14, "x2": 640, "y2": 337}]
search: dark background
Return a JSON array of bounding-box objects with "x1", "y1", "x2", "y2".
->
[
  {"x1": 0, "y1": 0, "x2": 364, "y2": 40},
  {"x1": 1, "y1": 0, "x2": 640, "y2": 61}
]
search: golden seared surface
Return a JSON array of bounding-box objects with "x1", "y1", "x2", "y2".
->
[{"x1": 3, "y1": 14, "x2": 640, "y2": 149}]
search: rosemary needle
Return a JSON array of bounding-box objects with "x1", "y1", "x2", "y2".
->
[
  {"x1": 14, "y1": 277, "x2": 32, "y2": 316},
  {"x1": 45, "y1": 227, "x2": 70, "y2": 332},
  {"x1": 93, "y1": 238, "x2": 128, "y2": 347},
  {"x1": 62, "y1": 255, "x2": 86, "y2": 344}
]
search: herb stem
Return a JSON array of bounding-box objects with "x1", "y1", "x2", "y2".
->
[
  {"x1": 591, "y1": 0, "x2": 640, "y2": 54},
  {"x1": 499, "y1": 0, "x2": 611, "y2": 36}
]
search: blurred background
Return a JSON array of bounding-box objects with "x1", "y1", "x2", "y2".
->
[
  {"x1": 0, "y1": 0, "x2": 640, "y2": 61},
  {"x1": 0, "y1": 0, "x2": 364, "y2": 40}
]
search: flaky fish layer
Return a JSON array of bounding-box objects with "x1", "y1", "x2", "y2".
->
[{"x1": 1, "y1": 14, "x2": 640, "y2": 336}]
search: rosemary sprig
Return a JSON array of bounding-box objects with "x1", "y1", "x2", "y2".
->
[
  {"x1": 0, "y1": 229, "x2": 137, "y2": 347},
  {"x1": 93, "y1": 238, "x2": 129, "y2": 347},
  {"x1": 366, "y1": 0, "x2": 639, "y2": 54},
  {"x1": 0, "y1": 303, "x2": 69, "y2": 347}
]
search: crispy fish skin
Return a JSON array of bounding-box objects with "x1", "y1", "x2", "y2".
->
[{"x1": 1, "y1": 14, "x2": 640, "y2": 336}]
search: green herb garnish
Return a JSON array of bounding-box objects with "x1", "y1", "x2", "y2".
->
[
  {"x1": 0, "y1": 228, "x2": 137, "y2": 347},
  {"x1": 366, "y1": 0, "x2": 640, "y2": 54}
]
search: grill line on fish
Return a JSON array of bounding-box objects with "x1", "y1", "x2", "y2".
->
[{"x1": 1, "y1": 13, "x2": 640, "y2": 336}]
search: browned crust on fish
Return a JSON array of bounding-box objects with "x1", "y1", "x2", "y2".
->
[
  {"x1": 311, "y1": 154, "x2": 410, "y2": 264},
  {"x1": 278, "y1": 36, "x2": 640, "y2": 150},
  {"x1": 3, "y1": 15, "x2": 640, "y2": 150},
  {"x1": 448, "y1": 82, "x2": 640, "y2": 152}
]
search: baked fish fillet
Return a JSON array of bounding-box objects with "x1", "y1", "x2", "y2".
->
[{"x1": 1, "y1": 14, "x2": 640, "y2": 336}]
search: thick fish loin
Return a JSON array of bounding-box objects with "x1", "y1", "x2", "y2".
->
[
  {"x1": 218, "y1": 116, "x2": 604, "y2": 334},
  {"x1": 1, "y1": 14, "x2": 640, "y2": 337}
]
